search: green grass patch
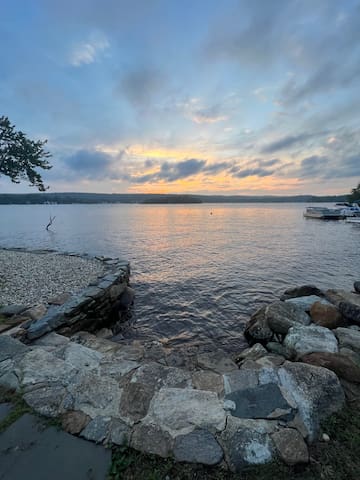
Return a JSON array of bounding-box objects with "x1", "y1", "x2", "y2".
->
[{"x1": 108, "y1": 406, "x2": 360, "y2": 480}]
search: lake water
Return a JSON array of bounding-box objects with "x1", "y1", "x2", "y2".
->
[{"x1": 1, "y1": 203, "x2": 359, "y2": 354}]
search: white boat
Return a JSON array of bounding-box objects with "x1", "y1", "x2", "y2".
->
[
  {"x1": 304, "y1": 206, "x2": 344, "y2": 220},
  {"x1": 335, "y1": 202, "x2": 360, "y2": 217}
]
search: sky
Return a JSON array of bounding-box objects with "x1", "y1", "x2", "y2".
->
[{"x1": 0, "y1": 0, "x2": 359, "y2": 195}]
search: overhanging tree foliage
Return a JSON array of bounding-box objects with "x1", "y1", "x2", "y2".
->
[
  {"x1": 0, "y1": 115, "x2": 52, "y2": 191},
  {"x1": 348, "y1": 182, "x2": 360, "y2": 203}
]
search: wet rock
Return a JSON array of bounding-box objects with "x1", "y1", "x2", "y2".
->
[
  {"x1": 285, "y1": 295, "x2": 330, "y2": 312},
  {"x1": 244, "y1": 306, "x2": 273, "y2": 346},
  {"x1": 300, "y1": 352, "x2": 360, "y2": 383},
  {"x1": 61, "y1": 410, "x2": 91, "y2": 434},
  {"x1": 280, "y1": 285, "x2": 324, "y2": 301},
  {"x1": 310, "y1": 302, "x2": 345, "y2": 329},
  {"x1": 80, "y1": 416, "x2": 111, "y2": 443},
  {"x1": 278, "y1": 361, "x2": 345, "y2": 441},
  {"x1": 271, "y1": 428, "x2": 309, "y2": 465},
  {"x1": 191, "y1": 371, "x2": 224, "y2": 396},
  {"x1": 284, "y1": 325, "x2": 338, "y2": 359},
  {"x1": 144, "y1": 388, "x2": 226, "y2": 436},
  {"x1": 220, "y1": 417, "x2": 276, "y2": 472},
  {"x1": 224, "y1": 383, "x2": 294, "y2": 421},
  {"x1": 197, "y1": 351, "x2": 238, "y2": 374},
  {"x1": 335, "y1": 327, "x2": 360, "y2": 355},
  {"x1": 173, "y1": 429, "x2": 223, "y2": 465},
  {"x1": 131, "y1": 423, "x2": 173, "y2": 457},
  {"x1": 354, "y1": 281, "x2": 360, "y2": 294},
  {"x1": 118, "y1": 286, "x2": 135, "y2": 309},
  {"x1": 266, "y1": 301, "x2": 311, "y2": 335}
]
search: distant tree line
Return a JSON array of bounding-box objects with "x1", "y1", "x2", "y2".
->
[{"x1": 349, "y1": 183, "x2": 360, "y2": 203}]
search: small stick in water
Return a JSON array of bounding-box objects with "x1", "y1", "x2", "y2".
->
[{"x1": 46, "y1": 215, "x2": 56, "y2": 230}]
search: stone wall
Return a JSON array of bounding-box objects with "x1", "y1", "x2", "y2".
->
[{"x1": 23, "y1": 256, "x2": 132, "y2": 341}]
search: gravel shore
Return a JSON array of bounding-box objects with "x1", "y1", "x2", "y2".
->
[{"x1": 0, "y1": 249, "x2": 106, "y2": 306}]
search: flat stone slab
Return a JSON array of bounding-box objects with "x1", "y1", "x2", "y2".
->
[{"x1": 0, "y1": 414, "x2": 110, "y2": 480}]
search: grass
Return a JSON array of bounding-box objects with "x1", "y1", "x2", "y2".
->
[
  {"x1": 0, "y1": 387, "x2": 32, "y2": 432},
  {"x1": 108, "y1": 406, "x2": 360, "y2": 480}
]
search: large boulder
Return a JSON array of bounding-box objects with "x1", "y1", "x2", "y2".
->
[
  {"x1": 280, "y1": 285, "x2": 324, "y2": 301},
  {"x1": 266, "y1": 301, "x2": 311, "y2": 335},
  {"x1": 310, "y1": 302, "x2": 346, "y2": 329},
  {"x1": 283, "y1": 325, "x2": 338, "y2": 359},
  {"x1": 244, "y1": 306, "x2": 273, "y2": 346},
  {"x1": 300, "y1": 352, "x2": 360, "y2": 383},
  {"x1": 334, "y1": 327, "x2": 360, "y2": 355},
  {"x1": 325, "y1": 289, "x2": 360, "y2": 324},
  {"x1": 285, "y1": 295, "x2": 330, "y2": 312}
]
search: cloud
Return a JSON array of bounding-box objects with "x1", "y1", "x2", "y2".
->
[
  {"x1": 190, "y1": 105, "x2": 228, "y2": 124},
  {"x1": 62, "y1": 149, "x2": 123, "y2": 179},
  {"x1": 118, "y1": 67, "x2": 166, "y2": 108},
  {"x1": 69, "y1": 33, "x2": 109, "y2": 66},
  {"x1": 261, "y1": 133, "x2": 316, "y2": 154}
]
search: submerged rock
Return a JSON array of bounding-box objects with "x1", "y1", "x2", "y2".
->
[{"x1": 280, "y1": 285, "x2": 324, "y2": 301}]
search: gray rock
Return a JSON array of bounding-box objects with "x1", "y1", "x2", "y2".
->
[
  {"x1": 144, "y1": 388, "x2": 226, "y2": 436},
  {"x1": 335, "y1": 327, "x2": 360, "y2": 355},
  {"x1": 24, "y1": 385, "x2": 69, "y2": 417},
  {"x1": 96, "y1": 328, "x2": 113, "y2": 339},
  {"x1": 109, "y1": 418, "x2": 130, "y2": 446},
  {"x1": 285, "y1": 295, "x2": 330, "y2": 312},
  {"x1": 48, "y1": 292, "x2": 72, "y2": 305},
  {"x1": 234, "y1": 344, "x2": 268, "y2": 364},
  {"x1": 173, "y1": 429, "x2": 223, "y2": 465},
  {"x1": 271, "y1": 428, "x2": 309, "y2": 465},
  {"x1": 120, "y1": 382, "x2": 155, "y2": 423},
  {"x1": 225, "y1": 383, "x2": 294, "y2": 420},
  {"x1": 0, "y1": 335, "x2": 28, "y2": 362},
  {"x1": 71, "y1": 331, "x2": 120, "y2": 355},
  {"x1": 118, "y1": 287, "x2": 135, "y2": 309},
  {"x1": 284, "y1": 324, "x2": 338, "y2": 359},
  {"x1": 339, "y1": 347, "x2": 360, "y2": 367},
  {"x1": 350, "y1": 325, "x2": 360, "y2": 331},
  {"x1": 244, "y1": 306, "x2": 273, "y2": 345},
  {"x1": 131, "y1": 423, "x2": 173, "y2": 457},
  {"x1": 266, "y1": 342, "x2": 290, "y2": 358},
  {"x1": 80, "y1": 416, "x2": 111, "y2": 443},
  {"x1": 24, "y1": 304, "x2": 47, "y2": 321},
  {"x1": 278, "y1": 361, "x2": 345, "y2": 441},
  {"x1": 62, "y1": 343, "x2": 103, "y2": 371},
  {"x1": 223, "y1": 369, "x2": 259, "y2": 394},
  {"x1": 33, "y1": 332, "x2": 70, "y2": 348},
  {"x1": 191, "y1": 371, "x2": 224, "y2": 396},
  {"x1": 220, "y1": 417, "x2": 276, "y2": 472},
  {"x1": 280, "y1": 285, "x2": 324, "y2": 301},
  {"x1": 354, "y1": 281, "x2": 360, "y2": 294},
  {"x1": 0, "y1": 304, "x2": 28, "y2": 317},
  {"x1": 266, "y1": 301, "x2": 311, "y2": 334},
  {"x1": 197, "y1": 351, "x2": 238, "y2": 374}
]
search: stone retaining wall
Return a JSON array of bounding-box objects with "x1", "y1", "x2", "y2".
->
[{"x1": 21, "y1": 255, "x2": 131, "y2": 341}]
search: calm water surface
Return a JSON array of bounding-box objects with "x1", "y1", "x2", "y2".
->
[{"x1": 1, "y1": 203, "x2": 359, "y2": 353}]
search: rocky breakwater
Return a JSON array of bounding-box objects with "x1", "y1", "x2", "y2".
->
[
  {"x1": 0, "y1": 250, "x2": 133, "y2": 341},
  {"x1": 2, "y1": 285, "x2": 360, "y2": 472}
]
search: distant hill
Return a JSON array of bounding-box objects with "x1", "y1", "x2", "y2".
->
[{"x1": 0, "y1": 192, "x2": 348, "y2": 205}]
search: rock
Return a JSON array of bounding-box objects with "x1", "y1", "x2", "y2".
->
[
  {"x1": 335, "y1": 327, "x2": 360, "y2": 355},
  {"x1": 48, "y1": 292, "x2": 72, "y2": 305},
  {"x1": 118, "y1": 287, "x2": 135, "y2": 309},
  {"x1": 325, "y1": 289, "x2": 360, "y2": 324},
  {"x1": 61, "y1": 343, "x2": 103, "y2": 371},
  {"x1": 284, "y1": 325, "x2": 338, "y2": 359},
  {"x1": 143, "y1": 388, "x2": 226, "y2": 436},
  {"x1": 80, "y1": 416, "x2": 111, "y2": 443},
  {"x1": 61, "y1": 410, "x2": 91, "y2": 434},
  {"x1": 350, "y1": 325, "x2": 360, "y2": 331},
  {"x1": 285, "y1": 295, "x2": 330, "y2": 312},
  {"x1": 266, "y1": 342, "x2": 290, "y2": 359},
  {"x1": 322, "y1": 433, "x2": 330, "y2": 442},
  {"x1": 33, "y1": 332, "x2": 70, "y2": 348},
  {"x1": 271, "y1": 428, "x2": 309, "y2": 465},
  {"x1": 254, "y1": 354, "x2": 285, "y2": 368},
  {"x1": 339, "y1": 347, "x2": 360, "y2": 367},
  {"x1": 23, "y1": 385, "x2": 69, "y2": 417},
  {"x1": 234, "y1": 344, "x2": 268, "y2": 365},
  {"x1": 120, "y1": 382, "x2": 155, "y2": 423},
  {"x1": 191, "y1": 371, "x2": 224, "y2": 396},
  {"x1": 244, "y1": 306, "x2": 273, "y2": 346},
  {"x1": 131, "y1": 423, "x2": 173, "y2": 457},
  {"x1": 224, "y1": 383, "x2": 294, "y2": 421},
  {"x1": 266, "y1": 301, "x2": 311, "y2": 335},
  {"x1": 24, "y1": 304, "x2": 47, "y2": 321},
  {"x1": 96, "y1": 328, "x2": 113, "y2": 339},
  {"x1": 354, "y1": 281, "x2": 360, "y2": 294},
  {"x1": 0, "y1": 335, "x2": 28, "y2": 362},
  {"x1": 173, "y1": 429, "x2": 223, "y2": 465},
  {"x1": 300, "y1": 352, "x2": 360, "y2": 383},
  {"x1": 71, "y1": 332, "x2": 120, "y2": 355},
  {"x1": 310, "y1": 302, "x2": 345, "y2": 329},
  {"x1": 220, "y1": 417, "x2": 276, "y2": 472},
  {"x1": 280, "y1": 285, "x2": 324, "y2": 301},
  {"x1": 223, "y1": 370, "x2": 259, "y2": 394},
  {"x1": 109, "y1": 418, "x2": 130, "y2": 446},
  {"x1": 0, "y1": 304, "x2": 28, "y2": 317},
  {"x1": 339, "y1": 379, "x2": 360, "y2": 407},
  {"x1": 197, "y1": 351, "x2": 238, "y2": 374},
  {"x1": 109, "y1": 283, "x2": 126, "y2": 301},
  {"x1": 278, "y1": 361, "x2": 345, "y2": 441}
]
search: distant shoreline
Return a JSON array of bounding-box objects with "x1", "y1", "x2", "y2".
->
[{"x1": 0, "y1": 192, "x2": 348, "y2": 205}]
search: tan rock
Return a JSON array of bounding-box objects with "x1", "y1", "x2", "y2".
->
[
  {"x1": 300, "y1": 352, "x2": 360, "y2": 383},
  {"x1": 272, "y1": 428, "x2": 309, "y2": 465},
  {"x1": 310, "y1": 301, "x2": 345, "y2": 329},
  {"x1": 62, "y1": 410, "x2": 91, "y2": 434}
]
